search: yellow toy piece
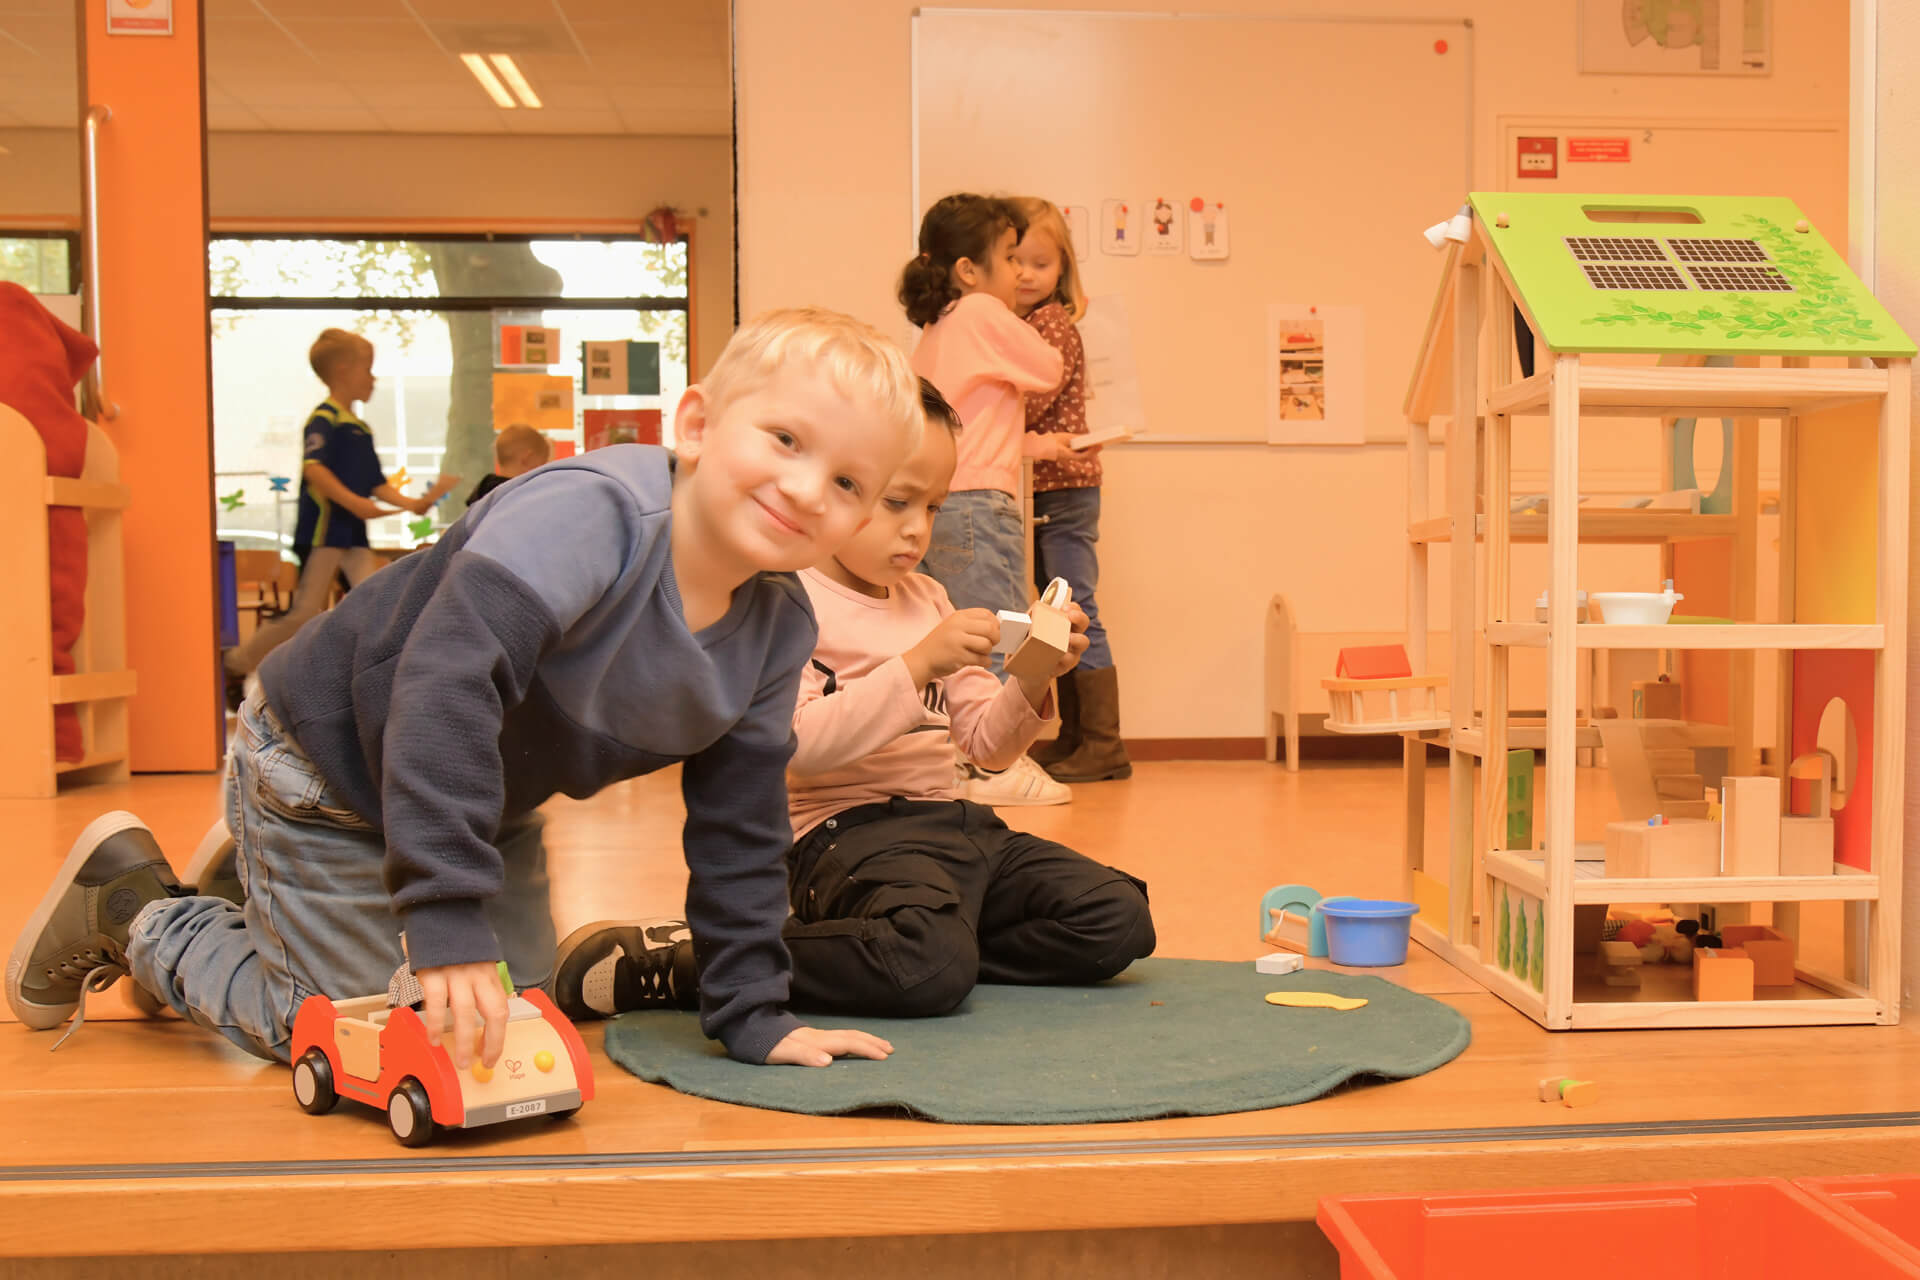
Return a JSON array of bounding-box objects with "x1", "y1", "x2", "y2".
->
[{"x1": 1265, "y1": 991, "x2": 1369, "y2": 1012}]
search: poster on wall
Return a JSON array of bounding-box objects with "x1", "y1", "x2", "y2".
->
[
  {"x1": 1145, "y1": 196, "x2": 1182, "y2": 255},
  {"x1": 1099, "y1": 199, "x2": 1139, "y2": 256},
  {"x1": 1077, "y1": 294, "x2": 1148, "y2": 440},
  {"x1": 1186, "y1": 198, "x2": 1229, "y2": 261},
  {"x1": 1578, "y1": 0, "x2": 1771, "y2": 75},
  {"x1": 106, "y1": 0, "x2": 171, "y2": 35},
  {"x1": 1060, "y1": 205, "x2": 1091, "y2": 261},
  {"x1": 1266, "y1": 304, "x2": 1365, "y2": 446},
  {"x1": 492, "y1": 372, "x2": 575, "y2": 436}
]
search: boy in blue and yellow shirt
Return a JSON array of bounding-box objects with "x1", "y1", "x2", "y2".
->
[{"x1": 222, "y1": 328, "x2": 457, "y2": 685}]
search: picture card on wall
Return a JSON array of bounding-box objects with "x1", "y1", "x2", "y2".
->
[
  {"x1": 1061, "y1": 204, "x2": 1091, "y2": 260},
  {"x1": 1266, "y1": 304, "x2": 1364, "y2": 445},
  {"x1": 499, "y1": 325, "x2": 560, "y2": 366},
  {"x1": 1577, "y1": 0, "x2": 1771, "y2": 75},
  {"x1": 1146, "y1": 197, "x2": 1182, "y2": 256},
  {"x1": 492, "y1": 372, "x2": 575, "y2": 436},
  {"x1": 1187, "y1": 198, "x2": 1229, "y2": 261},
  {"x1": 581, "y1": 340, "x2": 663, "y2": 396},
  {"x1": 1078, "y1": 294, "x2": 1148, "y2": 440},
  {"x1": 585, "y1": 408, "x2": 663, "y2": 451},
  {"x1": 1099, "y1": 199, "x2": 1140, "y2": 256}
]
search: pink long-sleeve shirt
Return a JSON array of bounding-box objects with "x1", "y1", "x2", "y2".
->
[
  {"x1": 786, "y1": 566, "x2": 1051, "y2": 838},
  {"x1": 911, "y1": 292, "x2": 1065, "y2": 496}
]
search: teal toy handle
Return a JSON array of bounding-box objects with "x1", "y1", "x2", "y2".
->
[{"x1": 1259, "y1": 884, "x2": 1325, "y2": 956}]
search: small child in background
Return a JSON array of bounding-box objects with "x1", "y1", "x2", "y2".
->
[
  {"x1": 467, "y1": 423, "x2": 553, "y2": 507},
  {"x1": 1009, "y1": 198, "x2": 1130, "y2": 783},
  {"x1": 9, "y1": 308, "x2": 922, "y2": 1073},
  {"x1": 221, "y1": 329, "x2": 457, "y2": 691},
  {"x1": 901, "y1": 193, "x2": 1075, "y2": 808},
  {"x1": 552, "y1": 382, "x2": 1154, "y2": 1024}
]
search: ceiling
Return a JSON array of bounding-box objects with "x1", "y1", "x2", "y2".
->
[{"x1": 0, "y1": 0, "x2": 730, "y2": 135}]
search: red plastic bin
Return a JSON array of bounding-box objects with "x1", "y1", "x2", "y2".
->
[
  {"x1": 1319, "y1": 1178, "x2": 1920, "y2": 1279},
  {"x1": 1801, "y1": 1176, "x2": 1920, "y2": 1267}
]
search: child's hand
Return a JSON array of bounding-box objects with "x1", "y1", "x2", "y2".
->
[
  {"x1": 407, "y1": 476, "x2": 460, "y2": 515},
  {"x1": 415, "y1": 960, "x2": 511, "y2": 1070},
  {"x1": 1032, "y1": 433, "x2": 1078, "y2": 462},
  {"x1": 904, "y1": 609, "x2": 999, "y2": 687},
  {"x1": 765, "y1": 1025, "x2": 895, "y2": 1067},
  {"x1": 355, "y1": 498, "x2": 402, "y2": 521},
  {"x1": 1050, "y1": 602, "x2": 1092, "y2": 679}
]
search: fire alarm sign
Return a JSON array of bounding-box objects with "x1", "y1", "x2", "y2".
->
[{"x1": 1517, "y1": 137, "x2": 1558, "y2": 180}]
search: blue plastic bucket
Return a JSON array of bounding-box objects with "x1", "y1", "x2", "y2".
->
[{"x1": 1318, "y1": 897, "x2": 1419, "y2": 966}]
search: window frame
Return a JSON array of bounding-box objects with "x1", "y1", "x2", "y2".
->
[{"x1": 0, "y1": 229, "x2": 82, "y2": 295}]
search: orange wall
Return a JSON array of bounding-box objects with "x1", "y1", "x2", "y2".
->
[{"x1": 82, "y1": 0, "x2": 220, "y2": 770}]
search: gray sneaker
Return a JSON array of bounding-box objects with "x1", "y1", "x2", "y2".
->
[
  {"x1": 552, "y1": 919, "x2": 695, "y2": 1020},
  {"x1": 6, "y1": 811, "x2": 182, "y2": 1039},
  {"x1": 183, "y1": 819, "x2": 243, "y2": 906}
]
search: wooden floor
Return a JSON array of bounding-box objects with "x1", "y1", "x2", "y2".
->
[{"x1": 4, "y1": 758, "x2": 1919, "y2": 1273}]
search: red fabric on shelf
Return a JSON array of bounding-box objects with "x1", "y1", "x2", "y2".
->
[{"x1": 0, "y1": 283, "x2": 99, "y2": 763}]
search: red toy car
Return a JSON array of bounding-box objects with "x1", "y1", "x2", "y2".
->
[{"x1": 290, "y1": 987, "x2": 594, "y2": 1146}]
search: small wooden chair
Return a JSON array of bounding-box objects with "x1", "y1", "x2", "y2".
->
[{"x1": 1264, "y1": 593, "x2": 1301, "y2": 770}]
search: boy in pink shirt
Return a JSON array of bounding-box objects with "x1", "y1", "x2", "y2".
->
[{"x1": 559, "y1": 384, "x2": 1154, "y2": 1022}]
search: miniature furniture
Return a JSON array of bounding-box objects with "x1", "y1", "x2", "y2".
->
[
  {"x1": 0, "y1": 404, "x2": 134, "y2": 797},
  {"x1": 1321, "y1": 644, "x2": 1447, "y2": 734},
  {"x1": 1404, "y1": 193, "x2": 1910, "y2": 1029}
]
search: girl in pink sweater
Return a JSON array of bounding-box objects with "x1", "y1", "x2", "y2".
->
[{"x1": 900, "y1": 194, "x2": 1077, "y2": 806}]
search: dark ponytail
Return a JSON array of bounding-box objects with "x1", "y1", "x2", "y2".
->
[{"x1": 898, "y1": 193, "x2": 1026, "y2": 328}]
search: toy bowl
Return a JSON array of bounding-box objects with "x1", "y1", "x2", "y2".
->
[
  {"x1": 1318, "y1": 897, "x2": 1418, "y2": 967},
  {"x1": 1590, "y1": 590, "x2": 1681, "y2": 625}
]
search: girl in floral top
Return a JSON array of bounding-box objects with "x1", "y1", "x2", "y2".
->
[{"x1": 1009, "y1": 197, "x2": 1130, "y2": 783}]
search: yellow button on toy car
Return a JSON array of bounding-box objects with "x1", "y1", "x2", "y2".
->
[
  {"x1": 471, "y1": 1062, "x2": 494, "y2": 1083},
  {"x1": 535, "y1": 1051, "x2": 555, "y2": 1073}
]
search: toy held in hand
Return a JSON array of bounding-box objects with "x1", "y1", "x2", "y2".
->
[{"x1": 999, "y1": 577, "x2": 1074, "y2": 681}]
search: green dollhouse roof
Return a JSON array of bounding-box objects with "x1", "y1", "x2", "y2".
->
[{"x1": 1466, "y1": 192, "x2": 1916, "y2": 358}]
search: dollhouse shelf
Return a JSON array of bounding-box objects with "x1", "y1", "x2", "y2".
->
[
  {"x1": 1486, "y1": 849, "x2": 1879, "y2": 904},
  {"x1": 1485, "y1": 622, "x2": 1883, "y2": 650},
  {"x1": 1447, "y1": 719, "x2": 1731, "y2": 756},
  {"x1": 1408, "y1": 512, "x2": 1737, "y2": 544},
  {"x1": 1487, "y1": 364, "x2": 1890, "y2": 418}
]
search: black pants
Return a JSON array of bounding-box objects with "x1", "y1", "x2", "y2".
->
[{"x1": 783, "y1": 798, "x2": 1155, "y2": 1018}]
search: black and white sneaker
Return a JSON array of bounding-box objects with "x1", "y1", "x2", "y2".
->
[{"x1": 552, "y1": 919, "x2": 695, "y2": 1020}]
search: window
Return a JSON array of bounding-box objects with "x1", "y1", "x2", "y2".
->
[
  {"x1": 1, "y1": 232, "x2": 79, "y2": 295},
  {"x1": 209, "y1": 234, "x2": 690, "y2": 551}
]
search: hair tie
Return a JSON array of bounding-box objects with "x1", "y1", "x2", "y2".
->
[{"x1": 918, "y1": 252, "x2": 930, "y2": 264}]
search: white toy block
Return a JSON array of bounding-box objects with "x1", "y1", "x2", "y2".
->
[{"x1": 1256, "y1": 952, "x2": 1306, "y2": 975}]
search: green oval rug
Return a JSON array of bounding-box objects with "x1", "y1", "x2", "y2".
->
[{"x1": 603, "y1": 958, "x2": 1471, "y2": 1124}]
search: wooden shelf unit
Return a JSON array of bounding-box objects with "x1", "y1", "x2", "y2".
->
[
  {"x1": 0, "y1": 405, "x2": 135, "y2": 797},
  {"x1": 1395, "y1": 208, "x2": 1909, "y2": 1033}
]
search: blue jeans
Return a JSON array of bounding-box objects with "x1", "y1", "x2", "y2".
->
[
  {"x1": 921, "y1": 489, "x2": 1026, "y2": 615},
  {"x1": 1033, "y1": 486, "x2": 1113, "y2": 670},
  {"x1": 922, "y1": 489, "x2": 1027, "y2": 678},
  {"x1": 127, "y1": 687, "x2": 556, "y2": 1063}
]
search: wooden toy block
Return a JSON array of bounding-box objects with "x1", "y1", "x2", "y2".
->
[
  {"x1": 1722, "y1": 776, "x2": 1781, "y2": 877},
  {"x1": 1788, "y1": 751, "x2": 1835, "y2": 818},
  {"x1": 1604, "y1": 818, "x2": 1720, "y2": 879},
  {"x1": 1004, "y1": 579, "x2": 1073, "y2": 682},
  {"x1": 1780, "y1": 816, "x2": 1835, "y2": 876},
  {"x1": 1721, "y1": 925, "x2": 1796, "y2": 986},
  {"x1": 1537, "y1": 1077, "x2": 1598, "y2": 1107},
  {"x1": 1692, "y1": 946, "x2": 1755, "y2": 1002},
  {"x1": 1655, "y1": 773, "x2": 1705, "y2": 800},
  {"x1": 1632, "y1": 678, "x2": 1683, "y2": 720}
]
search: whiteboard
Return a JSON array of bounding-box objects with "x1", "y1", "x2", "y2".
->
[{"x1": 912, "y1": 8, "x2": 1471, "y2": 445}]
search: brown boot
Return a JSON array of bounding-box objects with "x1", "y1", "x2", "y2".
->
[
  {"x1": 1046, "y1": 666, "x2": 1133, "y2": 782},
  {"x1": 1029, "y1": 670, "x2": 1080, "y2": 767}
]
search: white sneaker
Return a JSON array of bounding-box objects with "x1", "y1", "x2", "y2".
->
[{"x1": 965, "y1": 755, "x2": 1072, "y2": 807}]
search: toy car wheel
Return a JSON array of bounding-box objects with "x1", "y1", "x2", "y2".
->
[
  {"x1": 386, "y1": 1078, "x2": 436, "y2": 1147},
  {"x1": 292, "y1": 1048, "x2": 338, "y2": 1115}
]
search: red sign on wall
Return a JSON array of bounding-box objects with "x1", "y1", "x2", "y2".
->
[
  {"x1": 1567, "y1": 136, "x2": 1632, "y2": 163},
  {"x1": 1516, "y1": 136, "x2": 1558, "y2": 180}
]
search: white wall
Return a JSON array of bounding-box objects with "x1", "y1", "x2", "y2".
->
[{"x1": 735, "y1": 0, "x2": 1849, "y2": 740}]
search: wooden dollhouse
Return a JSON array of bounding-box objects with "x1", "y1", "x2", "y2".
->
[{"x1": 1395, "y1": 193, "x2": 1911, "y2": 1030}]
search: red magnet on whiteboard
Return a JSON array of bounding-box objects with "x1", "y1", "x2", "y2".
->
[
  {"x1": 1189, "y1": 197, "x2": 1204, "y2": 213},
  {"x1": 1434, "y1": 39, "x2": 1448, "y2": 54}
]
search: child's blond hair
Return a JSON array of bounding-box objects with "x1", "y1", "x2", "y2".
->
[
  {"x1": 493, "y1": 423, "x2": 551, "y2": 472},
  {"x1": 1008, "y1": 198, "x2": 1088, "y2": 321},
  {"x1": 309, "y1": 328, "x2": 373, "y2": 382},
  {"x1": 702, "y1": 307, "x2": 923, "y2": 452}
]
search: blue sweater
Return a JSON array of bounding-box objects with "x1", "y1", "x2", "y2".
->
[{"x1": 258, "y1": 446, "x2": 813, "y2": 1063}]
